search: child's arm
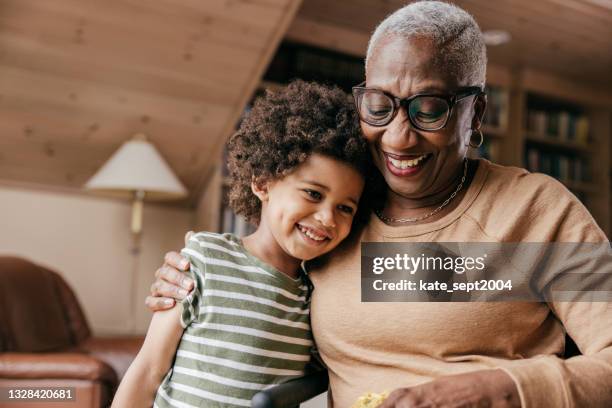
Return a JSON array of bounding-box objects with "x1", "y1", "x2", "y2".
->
[{"x1": 111, "y1": 306, "x2": 184, "y2": 408}]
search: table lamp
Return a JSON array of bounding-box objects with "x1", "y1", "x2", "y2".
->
[{"x1": 85, "y1": 133, "x2": 188, "y2": 236}]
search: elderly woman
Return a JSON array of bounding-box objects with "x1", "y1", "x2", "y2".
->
[{"x1": 146, "y1": 2, "x2": 611, "y2": 407}]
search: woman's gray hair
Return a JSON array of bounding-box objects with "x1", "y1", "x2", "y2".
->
[{"x1": 366, "y1": 1, "x2": 487, "y2": 87}]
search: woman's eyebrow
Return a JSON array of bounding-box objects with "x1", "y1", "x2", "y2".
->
[
  {"x1": 368, "y1": 83, "x2": 448, "y2": 95},
  {"x1": 418, "y1": 86, "x2": 447, "y2": 93}
]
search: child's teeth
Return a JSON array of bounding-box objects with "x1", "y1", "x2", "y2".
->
[
  {"x1": 389, "y1": 154, "x2": 427, "y2": 169},
  {"x1": 299, "y1": 225, "x2": 325, "y2": 241},
  {"x1": 306, "y1": 231, "x2": 323, "y2": 240}
]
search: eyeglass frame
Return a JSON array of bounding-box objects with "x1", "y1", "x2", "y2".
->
[{"x1": 351, "y1": 82, "x2": 485, "y2": 131}]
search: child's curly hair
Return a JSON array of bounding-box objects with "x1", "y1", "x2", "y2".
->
[{"x1": 227, "y1": 80, "x2": 371, "y2": 224}]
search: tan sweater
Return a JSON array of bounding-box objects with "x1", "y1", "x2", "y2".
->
[{"x1": 308, "y1": 159, "x2": 611, "y2": 408}]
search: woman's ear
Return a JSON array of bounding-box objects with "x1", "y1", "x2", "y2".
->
[
  {"x1": 251, "y1": 180, "x2": 269, "y2": 202},
  {"x1": 471, "y1": 93, "x2": 487, "y2": 130}
]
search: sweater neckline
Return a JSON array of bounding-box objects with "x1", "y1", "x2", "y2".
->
[{"x1": 369, "y1": 158, "x2": 490, "y2": 238}]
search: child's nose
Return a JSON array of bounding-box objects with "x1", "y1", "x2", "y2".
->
[{"x1": 314, "y1": 208, "x2": 336, "y2": 228}]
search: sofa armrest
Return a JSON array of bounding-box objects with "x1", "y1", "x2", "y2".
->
[
  {"x1": 79, "y1": 336, "x2": 144, "y2": 380},
  {"x1": 251, "y1": 370, "x2": 329, "y2": 408},
  {"x1": 80, "y1": 336, "x2": 144, "y2": 356},
  {"x1": 0, "y1": 352, "x2": 117, "y2": 385}
]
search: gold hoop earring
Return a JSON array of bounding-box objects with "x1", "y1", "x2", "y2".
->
[{"x1": 468, "y1": 129, "x2": 484, "y2": 148}]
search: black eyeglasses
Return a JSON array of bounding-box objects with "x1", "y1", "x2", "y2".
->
[{"x1": 352, "y1": 82, "x2": 484, "y2": 131}]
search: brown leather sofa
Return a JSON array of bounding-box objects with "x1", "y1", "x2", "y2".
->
[{"x1": 0, "y1": 257, "x2": 144, "y2": 408}]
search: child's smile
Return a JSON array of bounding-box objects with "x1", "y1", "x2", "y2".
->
[{"x1": 296, "y1": 223, "x2": 332, "y2": 243}]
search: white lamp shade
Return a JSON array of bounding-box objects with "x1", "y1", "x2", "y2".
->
[{"x1": 85, "y1": 135, "x2": 188, "y2": 201}]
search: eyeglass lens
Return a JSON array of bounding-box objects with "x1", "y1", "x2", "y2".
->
[{"x1": 358, "y1": 90, "x2": 450, "y2": 129}]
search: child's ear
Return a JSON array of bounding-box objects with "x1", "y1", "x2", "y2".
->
[{"x1": 251, "y1": 180, "x2": 269, "y2": 202}]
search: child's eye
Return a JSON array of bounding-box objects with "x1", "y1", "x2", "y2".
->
[
  {"x1": 338, "y1": 205, "x2": 355, "y2": 215},
  {"x1": 303, "y1": 189, "x2": 322, "y2": 200}
]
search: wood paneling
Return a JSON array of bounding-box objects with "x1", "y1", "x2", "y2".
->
[
  {"x1": 291, "y1": 0, "x2": 612, "y2": 92},
  {"x1": 286, "y1": 18, "x2": 369, "y2": 57},
  {"x1": 0, "y1": 0, "x2": 301, "y2": 204}
]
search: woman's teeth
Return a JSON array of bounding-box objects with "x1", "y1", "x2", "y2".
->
[
  {"x1": 388, "y1": 154, "x2": 429, "y2": 169},
  {"x1": 297, "y1": 225, "x2": 326, "y2": 241}
]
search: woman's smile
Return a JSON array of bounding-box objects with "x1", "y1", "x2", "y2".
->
[{"x1": 384, "y1": 152, "x2": 432, "y2": 177}]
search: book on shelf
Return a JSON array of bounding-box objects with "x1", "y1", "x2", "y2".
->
[
  {"x1": 574, "y1": 116, "x2": 590, "y2": 145},
  {"x1": 558, "y1": 111, "x2": 569, "y2": 140},
  {"x1": 526, "y1": 109, "x2": 590, "y2": 145},
  {"x1": 524, "y1": 147, "x2": 590, "y2": 185}
]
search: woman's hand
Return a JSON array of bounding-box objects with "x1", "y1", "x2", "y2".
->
[
  {"x1": 378, "y1": 369, "x2": 520, "y2": 408},
  {"x1": 144, "y1": 232, "x2": 195, "y2": 311}
]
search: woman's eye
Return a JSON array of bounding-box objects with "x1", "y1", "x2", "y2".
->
[
  {"x1": 367, "y1": 106, "x2": 391, "y2": 117},
  {"x1": 338, "y1": 205, "x2": 354, "y2": 215},
  {"x1": 303, "y1": 189, "x2": 322, "y2": 200},
  {"x1": 415, "y1": 111, "x2": 443, "y2": 123}
]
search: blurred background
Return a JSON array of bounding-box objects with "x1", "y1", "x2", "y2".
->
[{"x1": 0, "y1": 1, "x2": 610, "y2": 406}]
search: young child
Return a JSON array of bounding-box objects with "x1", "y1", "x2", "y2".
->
[{"x1": 112, "y1": 80, "x2": 370, "y2": 407}]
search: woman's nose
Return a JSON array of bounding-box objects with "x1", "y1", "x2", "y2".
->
[{"x1": 383, "y1": 112, "x2": 419, "y2": 150}]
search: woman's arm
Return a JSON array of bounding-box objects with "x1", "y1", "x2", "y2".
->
[
  {"x1": 111, "y1": 306, "x2": 184, "y2": 408},
  {"x1": 502, "y1": 300, "x2": 612, "y2": 408}
]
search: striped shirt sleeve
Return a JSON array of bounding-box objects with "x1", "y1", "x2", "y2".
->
[{"x1": 179, "y1": 238, "x2": 207, "y2": 328}]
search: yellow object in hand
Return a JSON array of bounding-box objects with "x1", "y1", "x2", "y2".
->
[{"x1": 351, "y1": 391, "x2": 389, "y2": 408}]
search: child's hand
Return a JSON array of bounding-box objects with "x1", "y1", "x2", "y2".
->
[{"x1": 144, "y1": 231, "x2": 194, "y2": 311}]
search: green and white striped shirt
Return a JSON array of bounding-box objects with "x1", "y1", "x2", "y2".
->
[{"x1": 154, "y1": 232, "x2": 312, "y2": 408}]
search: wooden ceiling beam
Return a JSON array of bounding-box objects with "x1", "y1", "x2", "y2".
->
[
  {"x1": 7, "y1": 0, "x2": 284, "y2": 34},
  {"x1": 0, "y1": 42, "x2": 242, "y2": 106},
  {"x1": 0, "y1": 107, "x2": 220, "y2": 149},
  {"x1": 0, "y1": 65, "x2": 230, "y2": 126},
  {"x1": 459, "y1": 0, "x2": 612, "y2": 54},
  {"x1": 0, "y1": 13, "x2": 262, "y2": 80},
  {"x1": 296, "y1": 0, "x2": 391, "y2": 32},
  {"x1": 545, "y1": 0, "x2": 612, "y2": 24},
  {"x1": 286, "y1": 17, "x2": 370, "y2": 57},
  {"x1": 305, "y1": 0, "x2": 612, "y2": 47},
  {"x1": 145, "y1": 0, "x2": 290, "y2": 29},
  {"x1": 293, "y1": 0, "x2": 612, "y2": 90}
]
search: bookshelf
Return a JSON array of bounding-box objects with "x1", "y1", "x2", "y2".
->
[
  {"x1": 198, "y1": 43, "x2": 611, "y2": 237},
  {"x1": 464, "y1": 66, "x2": 611, "y2": 235},
  {"x1": 521, "y1": 92, "x2": 610, "y2": 228},
  {"x1": 524, "y1": 95, "x2": 594, "y2": 197}
]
